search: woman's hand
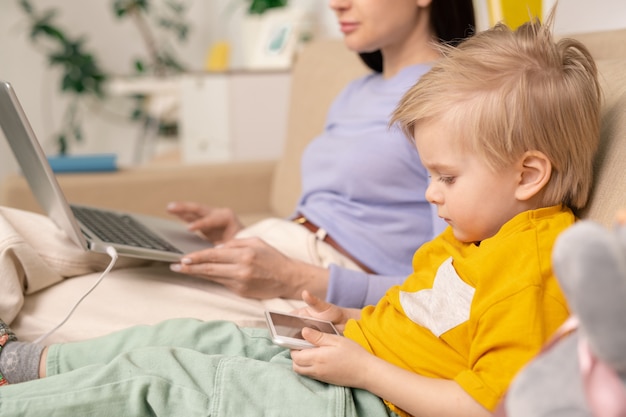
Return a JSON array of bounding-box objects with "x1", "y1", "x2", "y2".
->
[
  {"x1": 170, "y1": 237, "x2": 330, "y2": 299},
  {"x1": 167, "y1": 201, "x2": 244, "y2": 244}
]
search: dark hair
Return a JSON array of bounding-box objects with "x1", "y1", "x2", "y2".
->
[{"x1": 359, "y1": 0, "x2": 476, "y2": 72}]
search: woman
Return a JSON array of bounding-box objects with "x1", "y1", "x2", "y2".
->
[{"x1": 167, "y1": 0, "x2": 476, "y2": 308}]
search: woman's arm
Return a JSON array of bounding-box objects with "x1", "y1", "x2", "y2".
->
[
  {"x1": 169, "y1": 236, "x2": 405, "y2": 307},
  {"x1": 167, "y1": 201, "x2": 408, "y2": 307},
  {"x1": 327, "y1": 265, "x2": 406, "y2": 308},
  {"x1": 170, "y1": 238, "x2": 331, "y2": 300}
]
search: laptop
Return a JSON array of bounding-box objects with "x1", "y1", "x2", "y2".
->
[{"x1": 0, "y1": 80, "x2": 211, "y2": 262}]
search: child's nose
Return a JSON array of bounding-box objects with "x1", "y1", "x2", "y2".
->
[{"x1": 425, "y1": 183, "x2": 442, "y2": 205}]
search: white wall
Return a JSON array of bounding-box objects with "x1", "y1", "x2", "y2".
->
[
  {"x1": 545, "y1": 0, "x2": 626, "y2": 35},
  {"x1": 0, "y1": 0, "x2": 337, "y2": 185},
  {"x1": 1, "y1": 0, "x2": 625, "y2": 187},
  {"x1": 0, "y1": 0, "x2": 217, "y2": 182}
]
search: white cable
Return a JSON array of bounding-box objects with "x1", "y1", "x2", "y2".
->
[{"x1": 33, "y1": 246, "x2": 118, "y2": 344}]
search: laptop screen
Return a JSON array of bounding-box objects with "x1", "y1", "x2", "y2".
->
[{"x1": 0, "y1": 81, "x2": 88, "y2": 249}]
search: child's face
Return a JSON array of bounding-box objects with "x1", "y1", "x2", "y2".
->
[{"x1": 414, "y1": 120, "x2": 526, "y2": 243}]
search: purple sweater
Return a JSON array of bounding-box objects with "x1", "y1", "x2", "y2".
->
[{"x1": 294, "y1": 64, "x2": 446, "y2": 308}]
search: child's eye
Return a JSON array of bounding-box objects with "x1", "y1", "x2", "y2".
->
[{"x1": 438, "y1": 176, "x2": 455, "y2": 185}]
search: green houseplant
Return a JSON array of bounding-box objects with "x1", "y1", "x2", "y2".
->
[
  {"x1": 17, "y1": 0, "x2": 190, "y2": 155},
  {"x1": 17, "y1": 0, "x2": 107, "y2": 155},
  {"x1": 246, "y1": 0, "x2": 288, "y2": 14}
]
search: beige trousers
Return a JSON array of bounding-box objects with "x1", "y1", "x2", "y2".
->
[
  {"x1": 0, "y1": 208, "x2": 360, "y2": 343},
  {"x1": 236, "y1": 217, "x2": 362, "y2": 270}
]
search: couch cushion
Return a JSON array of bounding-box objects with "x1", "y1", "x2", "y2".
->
[
  {"x1": 579, "y1": 59, "x2": 626, "y2": 226},
  {"x1": 269, "y1": 40, "x2": 368, "y2": 217},
  {"x1": 562, "y1": 28, "x2": 626, "y2": 61}
]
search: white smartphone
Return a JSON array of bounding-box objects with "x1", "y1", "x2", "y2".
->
[{"x1": 265, "y1": 310, "x2": 340, "y2": 349}]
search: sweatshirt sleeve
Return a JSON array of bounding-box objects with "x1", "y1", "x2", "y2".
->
[{"x1": 326, "y1": 264, "x2": 406, "y2": 308}]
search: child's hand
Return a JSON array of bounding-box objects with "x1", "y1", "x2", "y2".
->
[
  {"x1": 290, "y1": 327, "x2": 373, "y2": 388},
  {"x1": 290, "y1": 290, "x2": 358, "y2": 331}
]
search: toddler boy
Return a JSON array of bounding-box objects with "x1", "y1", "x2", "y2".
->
[{"x1": 0, "y1": 14, "x2": 601, "y2": 417}]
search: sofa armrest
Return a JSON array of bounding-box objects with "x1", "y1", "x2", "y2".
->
[{"x1": 0, "y1": 160, "x2": 277, "y2": 224}]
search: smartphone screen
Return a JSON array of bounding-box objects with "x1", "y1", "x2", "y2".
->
[{"x1": 265, "y1": 311, "x2": 339, "y2": 349}]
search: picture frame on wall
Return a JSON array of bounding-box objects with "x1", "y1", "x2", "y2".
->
[{"x1": 246, "y1": 7, "x2": 308, "y2": 70}]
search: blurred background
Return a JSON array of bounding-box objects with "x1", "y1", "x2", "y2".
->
[{"x1": 0, "y1": 0, "x2": 625, "y2": 186}]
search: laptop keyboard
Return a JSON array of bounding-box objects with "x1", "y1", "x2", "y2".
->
[{"x1": 71, "y1": 206, "x2": 183, "y2": 253}]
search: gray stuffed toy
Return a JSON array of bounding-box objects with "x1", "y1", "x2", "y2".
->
[{"x1": 501, "y1": 214, "x2": 626, "y2": 417}]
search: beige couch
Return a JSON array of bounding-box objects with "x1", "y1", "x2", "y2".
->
[{"x1": 2, "y1": 29, "x2": 626, "y2": 343}]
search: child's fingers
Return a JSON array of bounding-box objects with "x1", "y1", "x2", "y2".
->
[
  {"x1": 301, "y1": 327, "x2": 322, "y2": 344},
  {"x1": 301, "y1": 290, "x2": 328, "y2": 312}
]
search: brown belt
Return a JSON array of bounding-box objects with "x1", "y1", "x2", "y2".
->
[{"x1": 292, "y1": 214, "x2": 375, "y2": 274}]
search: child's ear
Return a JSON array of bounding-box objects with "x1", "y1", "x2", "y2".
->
[{"x1": 515, "y1": 151, "x2": 552, "y2": 201}]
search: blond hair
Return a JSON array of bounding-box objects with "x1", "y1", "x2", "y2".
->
[{"x1": 391, "y1": 16, "x2": 601, "y2": 210}]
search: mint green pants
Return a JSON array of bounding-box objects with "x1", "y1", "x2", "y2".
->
[{"x1": 0, "y1": 319, "x2": 394, "y2": 417}]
